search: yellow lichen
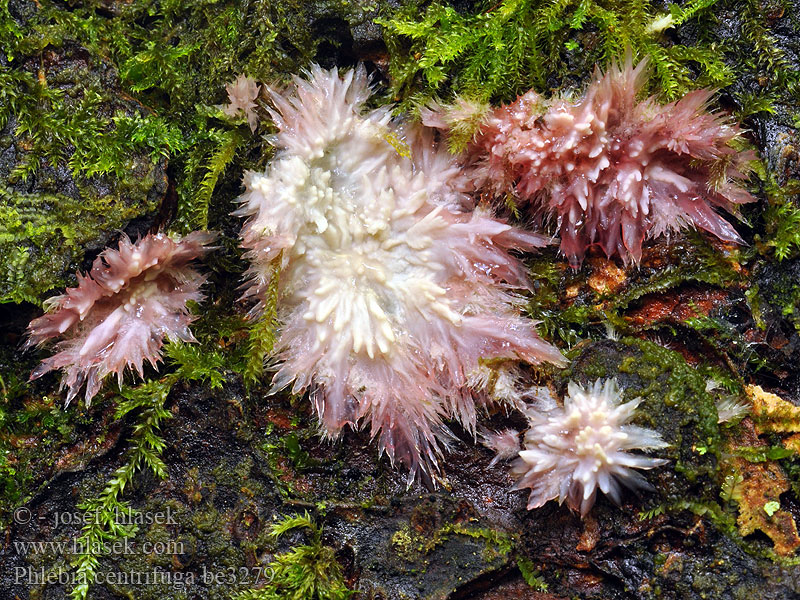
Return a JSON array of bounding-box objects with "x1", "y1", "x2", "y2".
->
[
  {"x1": 747, "y1": 384, "x2": 800, "y2": 434},
  {"x1": 728, "y1": 454, "x2": 800, "y2": 556}
]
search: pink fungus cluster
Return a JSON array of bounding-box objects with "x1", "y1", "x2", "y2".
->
[
  {"x1": 27, "y1": 58, "x2": 749, "y2": 493},
  {"x1": 26, "y1": 232, "x2": 215, "y2": 405},
  {"x1": 426, "y1": 59, "x2": 755, "y2": 266},
  {"x1": 236, "y1": 65, "x2": 565, "y2": 482},
  {"x1": 220, "y1": 74, "x2": 261, "y2": 132}
]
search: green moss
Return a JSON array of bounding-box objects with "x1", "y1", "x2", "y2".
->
[
  {"x1": 391, "y1": 521, "x2": 514, "y2": 564},
  {"x1": 16, "y1": 0, "x2": 330, "y2": 240},
  {"x1": 380, "y1": 0, "x2": 799, "y2": 121},
  {"x1": 0, "y1": 344, "x2": 90, "y2": 522},
  {"x1": 380, "y1": 0, "x2": 731, "y2": 110},
  {"x1": 244, "y1": 259, "x2": 282, "y2": 385},
  {"x1": 525, "y1": 227, "x2": 748, "y2": 353},
  {"x1": 232, "y1": 512, "x2": 353, "y2": 600},
  {"x1": 730, "y1": 0, "x2": 800, "y2": 115},
  {"x1": 681, "y1": 312, "x2": 769, "y2": 374},
  {"x1": 0, "y1": 0, "x2": 333, "y2": 307},
  {"x1": 163, "y1": 341, "x2": 227, "y2": 391},
  {"x1": 0, "y1": 185, "x2": 159, "y2": 304},
  {"x1": 0, "y1": 21, "x2": 168, "y2": 304},
  {"x1": 526, "y1": 253, "x2": 598, "y2": 346},
  {"x1": 613, "y1": 233, "x2": 743, "y2": 312},
  {"x1": 517, "y1": 556, "x2": 549, "y2": 591},
  {"x1": 70, "y1": 380, "x2": 173, "y2": 600},
  {"x1": 752, "y1": 162, "x2": 800, "y2": 262}
]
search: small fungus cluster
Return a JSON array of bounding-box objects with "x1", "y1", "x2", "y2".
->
[
  {"x1": 26, "y1": 232, "x2": 214, "y2": 405},
  {"x1": 511, "y1": 379, "x2": 669, "y2": 515}
]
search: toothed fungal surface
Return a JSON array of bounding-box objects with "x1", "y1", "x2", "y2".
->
[
  {"x1": 26, "y1": 231, "x2": 215, "y2": 405},
  {"x1": 512, "y1": 378, "x2": 669, "y2": 515},
  {"x1": 426, "y1": 59, "x2": 755, "y2": 267},
  {"x1": 220, "y1": 74, "x2": 261, "y2": 132},
  {"x1": 236, "y1": 65, "x2": 565, "y2": 482},
  {"x1": 479, "y1": 428, "x2": 521, "y2": 467}
]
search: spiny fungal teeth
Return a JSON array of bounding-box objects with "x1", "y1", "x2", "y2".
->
[
  {"x1": 236, "y1": 65, "x2": 564, "y2": 482},
  {"x1": 428, "y1": 58, "x2": 754, "y2": 267}
]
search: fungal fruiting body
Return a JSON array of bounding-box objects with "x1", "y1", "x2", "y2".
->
[
  {"x1": 715, "y1": 396, "x2": 751, "y2": 424},
  {"x1": 479, "y1": 428, "x2": 521, "y2": 467},
  {"x1": 237, "y1": 65, "x2": 565, "y2": 482},
  {"x1": 426, "y1": 59, "x2": 754, "y2": 267},
  {"x1": 707, "y1": 380, "x2": 751, "y2": 424},
  {"x1": 26, "y1": 231, "x2": 215, "y2": 405},
  {"x1": 221, "y1": 74, "x2": 261, "y2": 132},
  {"x1": 467, "y1": 362, "x2": 526, "y2": 409},
  {"x1": 512, "y1": 379, "x2": 669, "y2": 515}
]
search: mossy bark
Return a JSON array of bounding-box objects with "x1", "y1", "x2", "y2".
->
[{"x1": 2, "y1": 0, "x2": 800, "y2": 599}]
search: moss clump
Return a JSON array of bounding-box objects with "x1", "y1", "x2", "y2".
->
[
  {"x1": 0, "y1": 184, "x2": 160, "y2": 304},
  {"x1": 232, "y1": 512, "x2": 353, "y2": 600},
  {"x1": 0, "y1": 33, "x2": 167, "y2": 304},
  {"x1": 380, "y1": 0, "x2": 732, "y2": 109},
  {"x1": 380, "y1": 0, "x2": 799, "y2": 118},
  {"x1": 612, "y1": 232, "x2": 744, "y2": 311},
  {"x1": 752, "y1": 162, "x2": 800, "y2": 263},
  {"x1": 391, "y1": 522, "x2": 514, "y2": 564},
  {"x1": 0, "y1": 340, "x2": 95, "y2": 523},
  {"x1": 526, "y1": 231, "x2": 744, "y2": 350},
  {"x1": 526, "y1": 251, "x2": 596, "y2": 346},
  {"x1": 5, "y1": 0, "x2": 391, "y2": 242},
  {"x1": 0, "y1": 0, "x2": 369, "y2": 307}
]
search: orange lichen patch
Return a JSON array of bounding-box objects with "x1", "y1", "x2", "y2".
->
[
  {"x1": 729, "y1": 455, "x2": 800, "y2": 556},
  {"x1": 783, "y1": 434, "x2": 800, "y2": 453},
  {"x1": 587, "y1": 258, "x2": 627, "y2": 296},
  {"x1": 724, "y1": 421, "x2": 800, "y2": 556},
  {"x1": 747, "y1": 384, "x2": 800, "y2": 434},
  {"x1": 625, "y1": 288, "x2": 729, "y2": 327}
]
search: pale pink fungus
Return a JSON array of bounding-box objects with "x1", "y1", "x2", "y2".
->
[
  {"x1": 512, "y1": 379, "x2": 669, "y2": 516},
  {"x1": 480, "y1": 428, "x2": 521, "y2": 467},
  {"x1": 26, "y1": 231, "x2": 215, "y2": 405},
  {"x1": 220, "y1": 74, "x2": 261, "y2": 132},
  {"x1": 236, "y1": 65, "x2": 565, "y2": 483},
  {"x1": 425, "y1": 59, "x2": 755, "y2": 267}
]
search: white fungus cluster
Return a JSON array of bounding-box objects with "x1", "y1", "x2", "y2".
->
[
  {"x1": 236, "y1": 65, "x2": 564, "y2": 482},
  {"x1": 707, "y1": 380, "x2": 751, "y2": 424},
  {"x1": 479, "y1": 428, "x2": 521, "y2": 467},
  {"x1": 220, "y1": 74, "x2": 261, "y2": 132},
  {"x1": 512, "y1": 379, "x2": 669, "y2": 515}
]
